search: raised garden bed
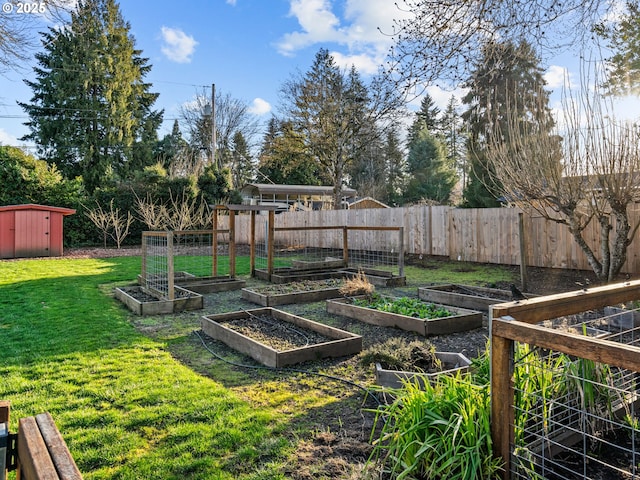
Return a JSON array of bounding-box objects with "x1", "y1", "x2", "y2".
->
[
  {"x1": 375, "y1": 351, "x2": 472, "y2": 389},
  {"x1": 176, "y1": 276, "x2": 246, "y2": 294},
  {"x1": 291, "y1": 259, "x2": 346, "y2": 270},
  {"x1": 115, "y1": 285, "x2": 203, "y2": 315},
  {"x1": 241, "y1": 279, "x2": 343, "y2": 306},
  {"x1": 138, "y1": 273, "x2": 245, "y2": 294},
  {"x1": 418, "y1": 284, "x2": 534, "y2": 311},
  {"x1": 326, "y1": 295, "x2": 482, "y2": 336},
  {"x1": 340, "y1": 267, "x2": 406, "y2": 287},
  {"x1": 254, "y1": 267, "x2": 345, "y2": 284},
  {"x1": 200, "y1": 307, "x2": 362, "y2": 367}
]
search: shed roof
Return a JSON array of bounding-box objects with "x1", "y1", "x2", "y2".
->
[
  {"x1": 240, "y1": 183, "x2": 357, "y2": 198},
  {"x1": 0, "y1": 204, "x2": 76, "y2": 215}
]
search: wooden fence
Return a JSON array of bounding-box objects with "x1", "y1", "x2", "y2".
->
[{"x1": 216, "y1": 205, "x2": 640, "y2": 274}]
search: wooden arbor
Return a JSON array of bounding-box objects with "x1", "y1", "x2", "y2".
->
[{"x1": 212, "y1": 204, "x2": 278, "y2": 278}]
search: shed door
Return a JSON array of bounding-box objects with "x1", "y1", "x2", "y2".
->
[
  {"x1": 0, "y1": 211, "x2": 15, "y2": 258},
  {"x1": 15, "y1": 210, "x2": 51, "y2": 257}
]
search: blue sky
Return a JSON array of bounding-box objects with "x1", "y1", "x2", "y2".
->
[{"x1": 0, "y1": 0, "x2": 638, "y2": 149}]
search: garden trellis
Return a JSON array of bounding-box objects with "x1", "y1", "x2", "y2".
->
[{"x1": 491, "y1": 281, "x2": 640, "y2": 480}]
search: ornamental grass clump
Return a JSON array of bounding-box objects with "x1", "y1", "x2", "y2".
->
[
  {"x1": 369, "y1": 373, "x2": 503, "y2": 479},
  {"x1": 339, "y1": 269, "x2": 375, "y2": 297}
]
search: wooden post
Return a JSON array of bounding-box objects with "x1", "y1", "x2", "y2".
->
[
  {"x1": 267, "y1": 210, "x2": 275, "y2": 279},
  {"x1": 491, "y1": 326, "x2": 514, "y2": 480},
  {"x1": 167, "y1": 232, "x2": 174, "y2": 301},
  {"x1": 398, "y1": 227, "x2": 404, "y2": 278},
  {"x1": 229, "y1": 210, "x2": 236, "y2": 278},
  {"x1": 212, "y1": 209, "x2": 218, "y2": 277},
  {"x1": 518, "y1": 212, "x2": 529, "y2": 291},
  {"x1": 342, "y1": 226, "x2": 349, "y2": 268},
  {"x1": 250, "y1": 210, "x2": 256, "y2": 277},
  {"x1": 0, "y1": 400, "x2": 9, "y2": 423}
]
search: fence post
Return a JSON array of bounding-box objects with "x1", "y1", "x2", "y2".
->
[
  {"x1": 518, "y1": 212, "x2": 529, "y2": 290},
  {"x1": 167, "y1": 231, "x2": 174, "y2": 301},
  {"x1": 229, "y1": 210, "x2": 236, "y2": 278},
  {"x1": 212, "y1": 210, "x2": 218, "y2": 277},
  {"x1": 491, "y1": 325, "x2": 514, "y2": 480},
  {"x1": 267, "y1": 210, "x2": 275, "y2": 279},
  {"x1": 250, "y1": 210, "x2": 256, "y2": 277},
  {"x1": 343, "y1": 226, "x2": 349, "y2": 268},
  {"x1": 398, "y1": 227, "x2": 404, "y2": 278}
]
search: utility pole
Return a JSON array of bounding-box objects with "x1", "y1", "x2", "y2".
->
[{"x1": 211, "y1": 83, "x2": 217, "y2": 170}]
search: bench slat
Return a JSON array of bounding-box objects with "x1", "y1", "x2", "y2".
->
[
  {"x1": 35, "y1": 413, "x2": 82, "y2": 480},
  {"x1": 17, "y1": 416, "x2": 59, "y2": 480}
]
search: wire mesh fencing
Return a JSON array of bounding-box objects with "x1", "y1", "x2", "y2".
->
[
  {"x1": 141, "y1": 231, "x2": 173, "y2": 300},
  {"x1": 253, "y1": 225, "x2": 404, "y2": 279},
  {"x1": 491, "y1": 284, "x2": 640, "y2": 480}
]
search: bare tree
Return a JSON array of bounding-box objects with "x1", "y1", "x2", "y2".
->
[
  {"x1": 384, "y1": 0, "x2": 614, "y2": 92},
  {"x1": 179, "y1": 88, "x2": 261, "y2": 172},
  {"x1": 0, "y1": 0, "x2": 72, "y2": 73},
  {"x1": 134, "y1": 191, "x2": 211, "y2": 231},
  {"x1": 134, "y1": 193, "x2": 169, "y2": 230},
  {"x1": 84, "y1": 199, "x2": 134, "y2": 249},
  {"x1": 485, "y1": 69, "x2": 640, "y2": 282}
]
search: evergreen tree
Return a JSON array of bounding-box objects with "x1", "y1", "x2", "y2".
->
[
  {"x1": 461, "y1": 40, "x2": 552, "y2": 207},
  {"x1": 229, "y1": 131, "x2": 253, "y2": 189},
  {"x1": 440, "y1": 95, "x2": 467, "y2": 191},
  {"x1": 408, "y1": 94, "x2": 441, "y2": 144},
  {"x1": 280, "y1": 49, "x2": 395, "y2": 208},
  {"x1": 155, "y1": 120, "x2": 188, "y2": 169},
  {"x1": 381, "y1": 127, "x2": 406, "y2": 206},
  {"x1": 20, "y1": 0, "x2": 162, "y2": 193},
  {"x1": 257, "y1": 118, "x2": 324, "y2": 185},
  {"x1": 598, "y1": 2, "x2": 640, "y2": 96},
  {"x1": 404, "y1": 124, "x2": 457, "y2": 204}
]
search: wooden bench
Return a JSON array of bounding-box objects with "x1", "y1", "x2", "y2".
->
[{"x1": 1, "y1": 401, "x2": 82, "y2": 480}]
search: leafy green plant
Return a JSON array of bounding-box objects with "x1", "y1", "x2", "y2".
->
[
  {"x1": 369, "y1": 374, "x2": 503, "y2": 479},
  {"x1": 354, "y1": 293, "x2": 454, "y2": 319}
]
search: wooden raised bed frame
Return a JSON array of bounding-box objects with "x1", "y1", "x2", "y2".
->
[
  {"x1": 417, "y1": 284, "x2": 535, "y2": 311},
  {"x1": 326, "y1": 296, "x2": 482, "y2": 336},
  {"x1": 114, "y1": 285, "x2": 203, "y2": 315},
  {"x1": 374, "y1": 351, "x2": 472, "y2": 389},
  {"x1": 201, "y1": 307, "x2": 362, "y2": 368},
  {"x1": 241, "y1": 283, "x2": 342, "y2": 306}
]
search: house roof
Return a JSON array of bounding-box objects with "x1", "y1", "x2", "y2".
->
[
  {"x1": 240, "y1": 183, "x2": 357, "y2": 198},
  {"x1": 0, "y1": 204, "x2": 76, "y2": 215}
]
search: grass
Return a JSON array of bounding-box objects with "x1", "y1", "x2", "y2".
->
[
  {"x1": 1, "y1": 257, "x2": 289, "y2": 480},
  {"x1": 1, "y1": 253, "x2": 520, "y2": 479}
]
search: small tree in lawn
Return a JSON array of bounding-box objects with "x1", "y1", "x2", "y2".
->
[
  {"x1": 484, "y1": 68, "x2": 640, "y2": 282},
  {"x1": 84, "y1": 199, "x2": 133, "y2": 248}
]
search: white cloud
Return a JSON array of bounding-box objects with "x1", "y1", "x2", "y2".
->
[
  {"x1": 160, "y1": 26, "x2": 198, "y2": 63},
  {"x1": 248, "y1": 98, "x2": 272, "y2": 115},
  {"x1": 226, "y1": 0, "x2": 237, "y2": 4},
  {"x1": 275, "y1": 0, "x2": 411, "y2": 67},
  {"x1": 0, "y1": 129, "x2": 18, "y2": 146},
  {"x1": 331, "y1": 51, "x2": 379, "y2": 75},
  {"x1": 545, "y1": 65, "x2": 573, "y2": 89},
  {"x1": 277, "y1": 0, "x2": 345, "y2": 56}
]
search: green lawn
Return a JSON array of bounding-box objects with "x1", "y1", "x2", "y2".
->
[{"x1": 1, "y1": 257, "x2": 289, "y2": 480}]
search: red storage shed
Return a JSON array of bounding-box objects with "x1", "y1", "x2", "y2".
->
[{"x1": 0, "y1": 204, "x2": 76, "y2": 259}]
